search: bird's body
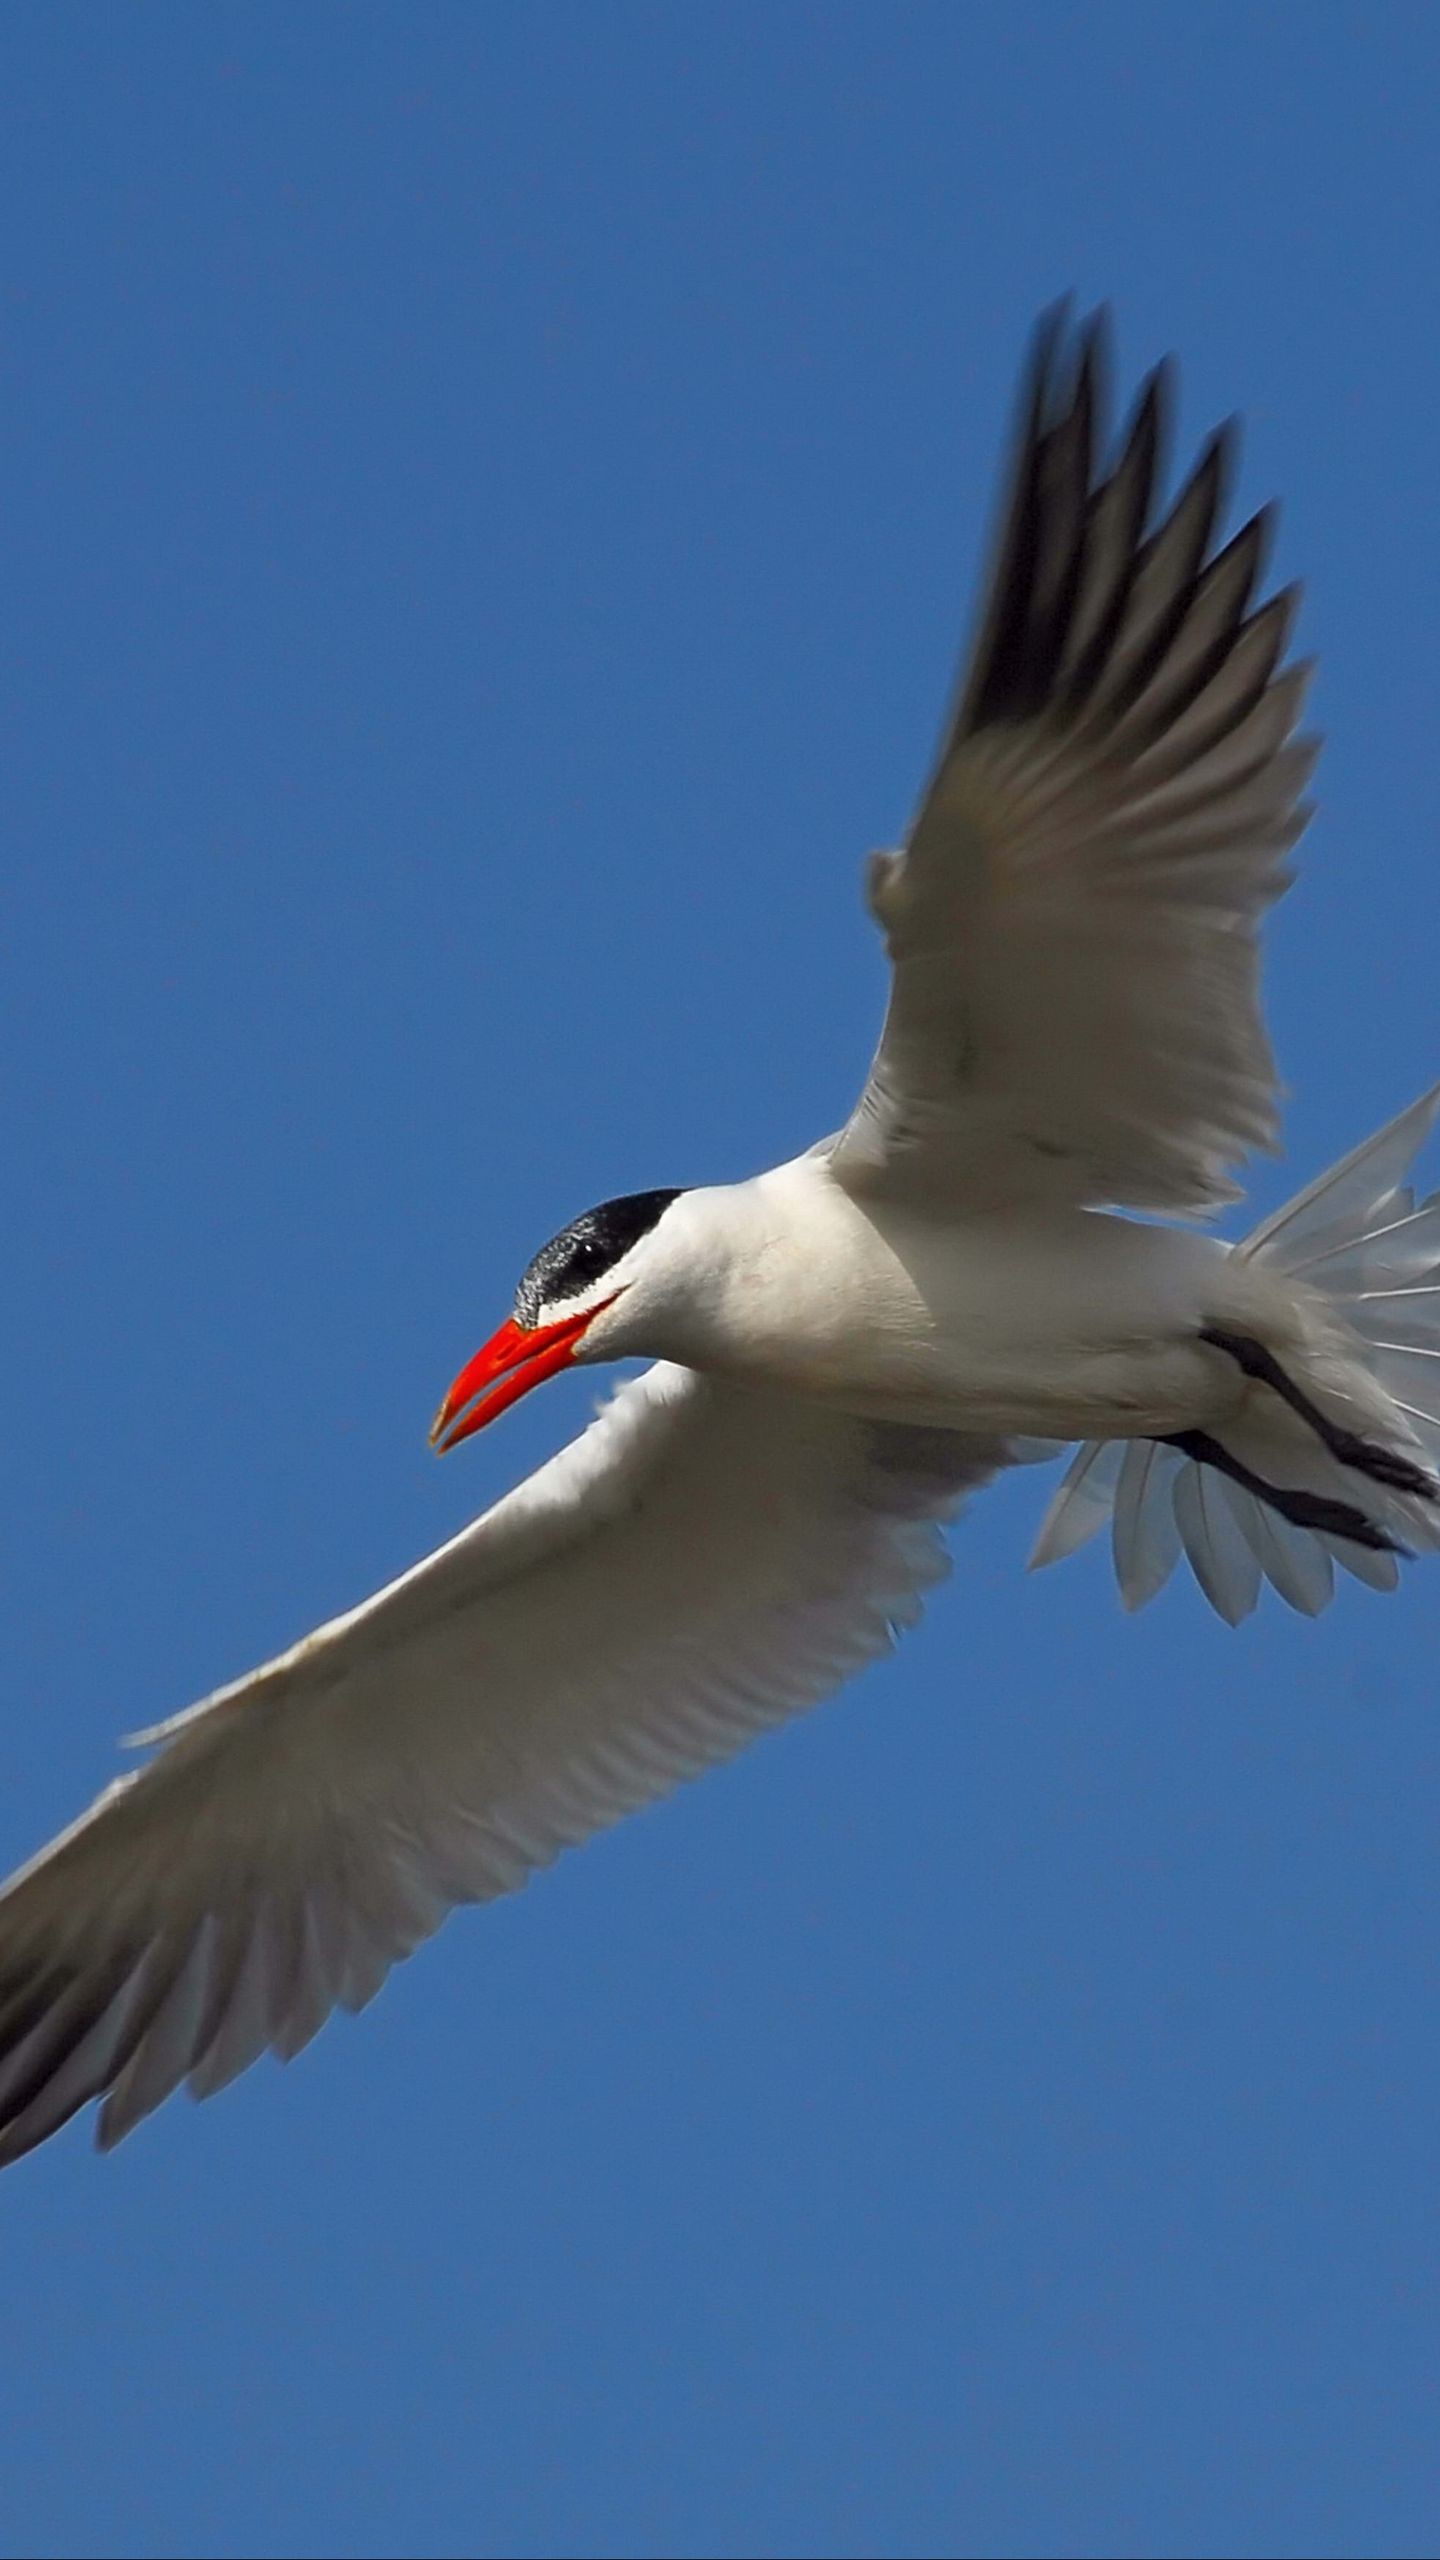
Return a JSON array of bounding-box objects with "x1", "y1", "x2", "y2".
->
[
  {"x1": 587, "y1": 1156, "x2": 1241, "y2": 1438},
  {"x1": 4, "y1": 303, "x2": 1438, "y2": 2165}
]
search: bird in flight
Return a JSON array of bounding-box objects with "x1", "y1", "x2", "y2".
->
[{"x1": 3, "y1": 305, "x2": 1437, "y2": 2166}]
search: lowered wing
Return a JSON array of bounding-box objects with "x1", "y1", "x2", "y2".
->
[{"x1": 0, "y1": 1365, "x2": 1004, "y2": 2163}]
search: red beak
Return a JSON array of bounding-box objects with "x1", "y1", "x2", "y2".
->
[{"x1": 428, "y1": 1300, "x2": 615, "y2": 1453}]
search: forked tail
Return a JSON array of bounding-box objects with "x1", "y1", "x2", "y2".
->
[{"x1": 1029, "y1": 1089, "x2": 1440, "y2": 1621}]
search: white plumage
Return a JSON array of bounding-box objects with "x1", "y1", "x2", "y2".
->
[{"x1": 3, "y1": 303, "x2": 1436, "y2": 2163}]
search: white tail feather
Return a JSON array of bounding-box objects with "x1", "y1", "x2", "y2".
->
[{"x1": 1029, "y1": 1088, "x2": 1440, "y2": 1618}]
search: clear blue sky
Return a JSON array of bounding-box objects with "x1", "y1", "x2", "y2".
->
[{"x1": 2, "y1": 9, "x2": 1438, "y2": 2556}]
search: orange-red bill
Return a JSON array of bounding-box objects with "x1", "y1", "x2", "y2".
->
[{"x1": 429, "y1": 1303, "x2": 609, "y2": 1452}]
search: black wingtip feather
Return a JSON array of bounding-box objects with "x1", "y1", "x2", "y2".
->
[
  {"x1": 951, "y1": 315, "x2": 1296, "y2": 784},
  {"x1": 962, "y1": 300, "x2": 1114, "y2": 733},
  {"x1": 1057, "y1": 365, "x2": 1166, "y2": 710}
]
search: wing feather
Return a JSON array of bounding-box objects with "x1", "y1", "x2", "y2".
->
[
  {"x1": 0, "y1": 1367, "x2": 1004, "y2": 2162},
  {"x1": 833, "y1": 307, "x2": 1314, "y2": 1216}
]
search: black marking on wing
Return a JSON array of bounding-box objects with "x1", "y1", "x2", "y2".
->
[{"x1": 950, "y1": 300, "x2": 1293, "y2": 766}]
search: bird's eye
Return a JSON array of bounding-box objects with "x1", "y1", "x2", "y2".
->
[{"x1": 558, "y1": 1236, "x2": 608, "y2": 1295}]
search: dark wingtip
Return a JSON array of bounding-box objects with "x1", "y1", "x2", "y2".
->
[
  {"x1": 1142, "y1": 352, "x2": 1178, "y2": 454},
  {"x1": 1114, "y1": 362, "x2": 1166, "y2": 519},
  {"x1": 1192, "y1": 418, "x2": 1237, "y2": 521},
  {"x1": 1071, "y1": 318, "x2": 1102, "y2": 454},
  {"x1": 938, "y1": 311, "x2": 1302, "y2": 798},
  {"x1": 1030, "y1": 292, "x2": 1076, "y2": 363},
  {"x1": 1077, "y1": 304, "x2": 1113, "y2": 432},
  {"x1": 1222, "y1": 500, "x2": 1279, "y2": 603},
  {"x1": 1017, "y1": 297, "x2": 1074, "y2": 451}
]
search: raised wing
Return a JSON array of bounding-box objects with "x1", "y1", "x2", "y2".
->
[
  {"x1": 831, "y1": 304, "x2": 1317, "y2": 1217},
  {"x1": 0, "y1": 1367, "x2": 1005, "y2": 2163}
]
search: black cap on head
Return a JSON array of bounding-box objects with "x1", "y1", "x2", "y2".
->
[{"x1": 514, "y1": 1188, "x2": 686, "y2": 1327}]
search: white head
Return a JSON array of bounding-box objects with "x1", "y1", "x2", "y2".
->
[{"x1": 429, "y1": 1186, "x2": 699, "y2": 1450}]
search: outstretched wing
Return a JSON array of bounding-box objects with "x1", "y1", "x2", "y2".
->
[
  {"x1": 831, "y1": 304, "x2": 1316, "y2": 1218},
  {"x1": 0, "y1": 1367, "x2": 1004, "y2": 2163}
]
